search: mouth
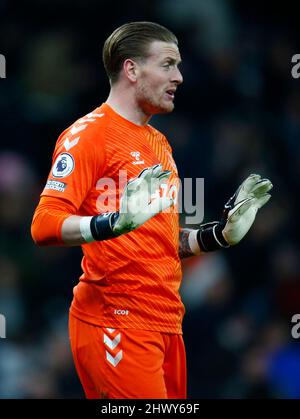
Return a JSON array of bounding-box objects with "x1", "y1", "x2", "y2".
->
[{"x1": 165, "y1": 89, "x2": 176, "y2": 100}]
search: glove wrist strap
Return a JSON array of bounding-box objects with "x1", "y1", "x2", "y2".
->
[
  {"x1": 197, "y1": 222, "x2": 230, "y2": 252},
  {"x1": 89, "y1": 212, "x2": 120, "y2": 241}
]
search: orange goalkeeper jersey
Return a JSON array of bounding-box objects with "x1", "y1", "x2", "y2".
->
[{"x1": 41, "y1": 103, "x2": 184, "y2": 333}]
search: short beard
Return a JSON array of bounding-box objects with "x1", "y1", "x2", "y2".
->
[{"x1": 136, "y1": 86, "x2": 173, "y2": 115}]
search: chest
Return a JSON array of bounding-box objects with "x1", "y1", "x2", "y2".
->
[{"x1": 103, "y1": 126, "x2": 178, "y2": 181}]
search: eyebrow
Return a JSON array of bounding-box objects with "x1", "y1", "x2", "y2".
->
[{"x1": 163, "y1": 57, "x2": 182, "y2": 65}]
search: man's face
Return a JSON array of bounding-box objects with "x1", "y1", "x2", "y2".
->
[{"x1": 135, "y1": 41, "x2": 183, "y2": 115}]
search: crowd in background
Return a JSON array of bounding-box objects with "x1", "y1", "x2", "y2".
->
[{"x1": 0, "y1": 0, "x2": 299, "y2": 398}]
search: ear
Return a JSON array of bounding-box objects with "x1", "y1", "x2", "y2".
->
[{"x1": 123, "y1": 59, "x2": 140, "y2": 82}]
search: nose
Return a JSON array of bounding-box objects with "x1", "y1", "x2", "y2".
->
[{"x1": 172, "y1": 66, "x2": 183, "y2": 85}]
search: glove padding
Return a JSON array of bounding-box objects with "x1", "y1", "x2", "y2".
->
[
  {"x1": 221, "y1": 173, "x2": 272, "y2": 245},
  {"x1": 90, "y1": 164, "x2": 173, "y2": 240},
  {"x1": 197, "y1": 174, "x2": 272, "y2": 252},
  {"x1": 113, "y1": 164, "x2": 173, "y2": 235}
]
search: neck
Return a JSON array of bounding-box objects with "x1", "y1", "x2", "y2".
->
[{"x1": 106, "y1": 84, "x2": 151, "y2": 126}]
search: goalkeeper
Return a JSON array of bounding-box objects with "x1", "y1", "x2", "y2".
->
[{"x1": 31, "y1": 21, "x2": 272, "y2": 399}]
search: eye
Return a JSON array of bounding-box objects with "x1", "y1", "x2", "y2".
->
[{"x1": 163, "y1": 63, "x2": 172, "y2": 69}]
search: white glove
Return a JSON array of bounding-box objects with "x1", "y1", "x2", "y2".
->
[
  {"x1": 113, "y1": 164, "x2": 173, "y2": 235},
  {"x1": 196, "y1": 174, "x2": 272, "y2": 252},
  {"x1": 89, "y1": 164, "x2": 173, "y2": 240},
  {"x1": 222, "y1": 174, "x2": 273, "y2": 245}
]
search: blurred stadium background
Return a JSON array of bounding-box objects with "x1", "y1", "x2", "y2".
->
[{"x1": 0, "y1": 0, "x2": 300, "y2": 398}]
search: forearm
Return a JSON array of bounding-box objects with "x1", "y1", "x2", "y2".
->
[
  {"x1": 31, "y1": 196, "x2": 120, "y2": 247},
  {"x1": 62, "y1": 213, "x2": 120, "y2": 245},
  {"x1": 31, "y1": 196, "x2": 88, "y2": 247},
  {"x1": 179, "y1": 228, "x2": 202, "y2": 259},
  {"x1": 31, "y1": 200, "x2": 70, "y2": 246},
  {"x1": 178, "y1": 223, "x2": 230, "y2": 259},
  {"x1": 31, "y1": 210, "x2": 85, "y2": 247},
  {"x1": 61, "y1": 216, "x2": 87, "y2": 246}
]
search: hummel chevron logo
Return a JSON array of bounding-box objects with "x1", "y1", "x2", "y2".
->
[
  {"x1": 86, "y1": 112, "x2": 104, "y2": 119},
  {"x1": 70, "y1": 124, "x2": 87, "y2": 135},
  {"x1": 64, "y1": 137, "x2": 80, "y2": 151},
  {"x1": 106, "y1": 350, "x2": 123, "y2": 367},
  {"x1": 104, "y1": 329, "x2": 122, "y2": 367},
  {"x1": 104, "y1": 333, "x2": 121, "y2": 350},
  {"x1": 78, "y1": 113, "x2": 105, "y2": 123}
]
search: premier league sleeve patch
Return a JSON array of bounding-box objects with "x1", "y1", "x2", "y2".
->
[{"x1": 52, "y1": 153, "x2": 75, "y2": 178}]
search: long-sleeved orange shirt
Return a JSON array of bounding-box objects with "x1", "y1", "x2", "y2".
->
[{"x1": 32, "y1": 103, "x2": 184, "y2": 333}]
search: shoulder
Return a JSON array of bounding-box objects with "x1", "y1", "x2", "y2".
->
[
  {"x1": 50, "y1": 109, "x2": 109, "y2": 175},
  {"x1": 147, "y1": 124, "x2": 173, "y2": 152},
  {"x1": 147, "y1": 123, "x2": 163, "y2": 136},
  {"x1": 70, "y1": 107, "x2": 110, "y2": 138},
  {"x1": 56, "y1": 107, "x2": 110, "y2": 151}
]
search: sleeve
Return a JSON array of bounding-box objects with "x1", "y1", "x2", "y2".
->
[
  {"x1": 31, "y1": 121, "x2": 107, "y2": 246},
  {"x1": 41, "y1": 122, "x2": 106, "y2": 210},
  {"x1": 31, "y1": 195, "x2": 77, "y2": 246}
]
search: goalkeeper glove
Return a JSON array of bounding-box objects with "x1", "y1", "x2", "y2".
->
[
  {"x1": 89, "y1": 164, "x2": 173, "y2": 241},
  {"x1": 195, "y1": 174, "x2": 273, "y2": 252}
]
